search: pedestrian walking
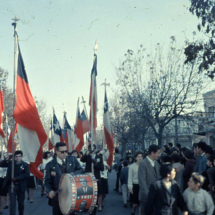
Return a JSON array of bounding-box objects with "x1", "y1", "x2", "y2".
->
[
  {"x1": 120, "y1": 160, "x2": 129, "y2": 208},
  {"x1": 138, "y1": 145, "x2": 161, "y2": 215},
  {"x1": 128, "y1": 151, "x2": 143, "y2": 215},
  {"x1": 2, "y1": 150, "x2": 30, "y2": 215},
  {"x1": 145, "y1": 163, "x2": 188, "y2": 215}
]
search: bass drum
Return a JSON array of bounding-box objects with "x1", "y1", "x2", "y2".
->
[{"x1": 58, "y1": 173, "x2": 98, "y2": 214}]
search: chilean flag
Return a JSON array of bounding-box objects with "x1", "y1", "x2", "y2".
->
[
  {"x1": 13, "y1": 43, "x2": 47, "y2": 181},
  {"x1": 89, "y1": 54, "x2": 98, "y2": 135},
  {"x1": 81, "y1": 109, "x2": 90, "y2": 134},
  {"x1": 48, "y1": 120, "x2": 54, "y2": 151},
  {"x1": 53, "y1": 112, "x2": 64, "y2": 145},
  {"x1": 0, "y1": 86, "x2": 5, "y2": 138},
  {"x1": 7, "y1": 123, "x2": 17, "y2": 153},
  {"x1": 103, "y1": 89, "x2": 114, "y2": 166},
  {"x1": 63, "y1": 112, "x2": 76, "y2": 152},
  {"x1": 74, "y1": 99, "x2": 84, "y2": 152}
]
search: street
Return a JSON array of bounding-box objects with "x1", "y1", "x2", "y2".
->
[{"x1": 2, "y1": 171, "x2": 132, "y2": 215}]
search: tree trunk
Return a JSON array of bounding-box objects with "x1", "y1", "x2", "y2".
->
[
  {"x1": 157, "y1": 127, "x2": 164, "y2": 147},
  {"x1": 141, "y1": 133, "x2": 145, "y2": 150}
]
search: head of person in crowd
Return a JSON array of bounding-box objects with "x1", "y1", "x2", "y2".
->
[
  {"x1": 188, "y1": 172, "x2": 204, "y2": 192},
  {"x1": 148, "y1": 144, "x2": 161, "y2": 161},
  {"x1": 160, "y1": 163, "x2": 176, "y2": 181},
  {"x1": 183, "y1": 149, "x2": 194, "y2": 160},
  {"x1": 71, "y1": 149, "x2": 79, "y2": 158},
  {"x1": 4, "y1": 152, "x2": 10, "y2": 160},
  {"x1": 192, "y1": 143, "x2": 198, "y2": 157},
  {"x1": 197, "y1": 141, "x2": 207, "y2": 156},
  {"x1": 160, "y1": 155, "x2": 171, "y2": 164},
  {"x1": 120, "y1": 158, "x2": 124, "y2": 164},
  {"x1": 43, "y1": 151, "x2": 51, "y2": 159},
  {"x1": 115, "y1": 148, "x2": 119, "y2": 154},
  {"x1": 170, "y1": 153, "x2": 181, "y2": 164},
  {"x1": 123, "y1": 160, "x2": 129, "y2": 167},
  {"x1": 205, "y1": 145, "x2": 214, "y2": 158},
  {"x1": 134, "y1": 151, "x2": 143, "y2": 163},
  {"x1": 55, "y1": 142, "x2": 68, "y2": 161},
  {"x1": 168, "y1": 142, "x2": 173, "y2": 149},
  {"x1": 175, "y1": 143, "x2": 181, "y2": 152},
  {"x1": 163, "y1": 145, "x2": 171, "y2": 155},
  {"x1": 206, "y1": 155, "x2": 214, "y2": 167},
  {"x1": 127, "y1": 156, "x2": 135, "y2": 165},
  {"x1": 14, "y1": 150, "x2": 23, "y2": 163}
]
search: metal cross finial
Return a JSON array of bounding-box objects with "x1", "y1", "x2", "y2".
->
[
  {"x1": 101, "y1": 78, "x2": 110, "y2": 89},
  {"x1": 63, "y1": 103, "x2": 66, "y2": 114},
  {"x1": 12, "y1": 16, "x2": 20, "y2": 22},
  {"x1": 81, "y1": 96, "x2": 86, "y2": 104}
]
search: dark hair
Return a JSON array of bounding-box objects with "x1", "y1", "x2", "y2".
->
[
  {"x1": 123, "y1": 160, "x2": 129, "y2": 167},
  {"x1": 80, "y1": 151, "x2": 83, "y2": 156},
  {"x1": 71, "y1": 150, "x2": 79, "y2": 158},
  {"x1": 193, "y1": 143, "x2": 198, "y2": 149},
  {"x1": 162, "y1": 155, "x2": 172, "y2": 163},
  {"x1": 168, "y1": 142, "x2": 173, "y2": 148},
  {"x1": 127, "y1": 156, "x2": 135, "y2": 163},
  {"x1": 148, "y1": 145, "x2": 160, "y2": 155},
  {"x1": 134, "y1": 151, "x2": 143, "y2": 159},
  {"x1": 120, "y1": 158, "x2": 124, "y2": 162},
  {"x1": 205, "y1": 145, "x2": 214, "y2": 156},
  {"x1": 160, "y1": 163, "x2": 174, "y2": 179},
  {"x1": 163, "y1": 145, "x2": 171, "y2": 154},
  {"x1": 176, "y1": 143, "x2": 181, "y2": 148},
  {"x1": 115, "y1": 148, "x2": 119, "y2": 154},
  {"x1": 170, "y1": 153, "x2": 181, "y2": 163},
  {"x1": 55, "y1": 142, "x2": 66, "y2": 151},
  {"x1": 43, "y1": 151, "x2": 51, "y2": 159},
  {"x1": 184, "y1": 149, "x2": 194, "y2": 159},
  {"x1": 197, "y1": 141, "x2": 207, "y2": 152},
  {"x1": 207, "y1": 155, "x2": 214, "y2": 163},
  {"x1": 15, "y1": 150, "x2": 23, "y2": 156}
]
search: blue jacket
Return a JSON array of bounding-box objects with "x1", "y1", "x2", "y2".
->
[
  {"x1": 120, "y1": 167, "x2": 128, "y2": 185},
  {"x1": 198, "y1": 154, "x2": 207, "y2": 174}
]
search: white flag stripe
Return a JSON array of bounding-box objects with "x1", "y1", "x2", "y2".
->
[{"x1": 18, "y1": 124, "x2": 40, "y2": 163}]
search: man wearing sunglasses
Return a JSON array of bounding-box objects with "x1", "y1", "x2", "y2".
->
[{"x1": 45, "y1": 142, "x2": 83, "y2": 215}]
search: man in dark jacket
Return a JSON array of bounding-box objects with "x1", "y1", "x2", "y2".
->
[
  {"x1": 45, "y1": 142, "x2": 83, "y2": 215},
  {"x1": 1, "y1": 150, "x2": 30, "y2": 215}
]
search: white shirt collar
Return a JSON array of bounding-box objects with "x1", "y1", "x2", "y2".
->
[
  {"x1": 147, "y1": 156, "x2": 155, "y2": 167},
  {"x1": 57, "y1": 157, "x2": 65, "y2": 165}
]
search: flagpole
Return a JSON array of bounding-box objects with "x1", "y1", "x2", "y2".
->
[
  {"x1": 101, "y1": 79, "x2": 110, "y2": 161},
  {"x1": 11, "y1": 16, "x2": 19, "y2": 193},
  {"x1": 5, "y1": 115, "x2": 8, "y2": 151}
]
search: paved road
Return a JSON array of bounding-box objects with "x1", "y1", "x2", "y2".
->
[{"x1": 2, "y1": 171, "x2": 133, "y2": 215}]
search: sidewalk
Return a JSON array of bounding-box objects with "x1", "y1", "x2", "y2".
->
[{"x1": 2, "y1": 171, "x2": 133, "y2": 215}]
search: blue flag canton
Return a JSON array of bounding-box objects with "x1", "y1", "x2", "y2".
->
[
  {"x1": 81, "y1": 110, "x2": 87, "y2": 122},
  {"x1": 53, "y1": 114, "x2": 62, "y2": 135},
  {"x1": 17, "y1": 44, "x2": 29, "y2": 84},
  {"x1": 91, "y1": 54, "x2": 97, "y2": 76},
  {"x1": 63, "y1": 113, "x2": 71, "y2": 130},
  {"x1": 104, "y1": 91, "x2": 108, "y2": 114}
]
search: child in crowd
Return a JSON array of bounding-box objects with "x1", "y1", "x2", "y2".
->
[{"x1": 183, "y1": 172, "x2": 214, "y2": 215}]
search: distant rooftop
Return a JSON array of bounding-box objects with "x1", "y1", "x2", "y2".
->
[{"x1": 203, "y1": 89, "x2": 215, "y2": 97}]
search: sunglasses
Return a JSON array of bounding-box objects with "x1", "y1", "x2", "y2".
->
[{"x1": 59, "y1": 150, "x2": 68, "y2": 154}]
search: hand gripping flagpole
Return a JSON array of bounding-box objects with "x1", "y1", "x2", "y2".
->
[{"x1": 11, "y1": 16, "x2": 19, "y2": 193}]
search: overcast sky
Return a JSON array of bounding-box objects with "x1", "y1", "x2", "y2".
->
[{"x1": 0, "y1": 0, "x2": 210, "y2": 127}]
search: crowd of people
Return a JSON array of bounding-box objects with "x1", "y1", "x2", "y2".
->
[
  {"x1": 0, "y1": 141, "x2": 215, "y2": 215},
  {"x1": 113, "y1": 142, "x2": 215, "y2": 215}
]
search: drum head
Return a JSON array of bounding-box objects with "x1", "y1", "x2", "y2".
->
[{"x1": 59, "y1": 174, "x2": 73, "y2": 214}]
